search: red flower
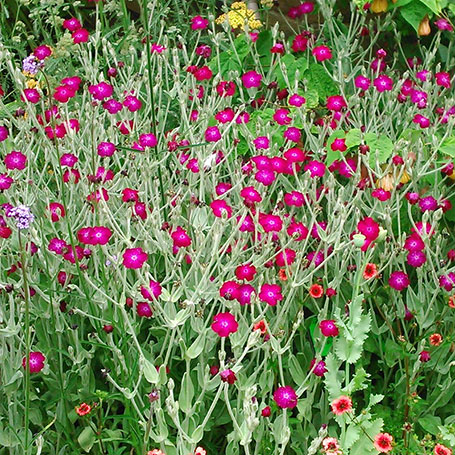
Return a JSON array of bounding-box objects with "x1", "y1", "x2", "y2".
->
[
  {"x1": 76, "y1": 403, "x2": 92, "y2": 416},
  {"x1": 331, "y1": 395, "x2": 353, "y2": 415},
  {"x1": 363, "y1": 263, "x2": 378, "y2": 279},
  {"x1": 374, "y1": 433, "x2": 393, "y2": 453},
  {"x1": 309, "y1": 284, "x2": 324, "y2": 298}
]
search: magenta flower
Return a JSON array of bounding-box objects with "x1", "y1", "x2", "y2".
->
[
  {"x1": 210, "y1": 199, "x2": 232, "y2": 218},
  {"x1": 439, "y1": 273, "x2": 455, "y2": 292},
  {"x1": 289, "y1": 94, "x2": 306, "y2": 107},
  {"x1": 205, "y1": 126, "x2": 221, "y2": 142},
  {"x1": 255, "y1": 169, "x2": 276, "y2": 186},
  {"x1": 216, "y1": 81, "x2": 236, "y2": 97},
  {"x1": 53, "y1": 85, "x2": 76, "y2": 103},
  {"x1": 357, "y1": 217, "x2": 379, "y2": 240},
  {"x1": 259, "y1": 213, "x2": 283, "y2": 232},
  {"x1": 88, "y1": 82, "x2": 113, "y2": 100},
  {"x1": 434, "y1": 18, "x2": 453, "y2": 31},
  {"x1": 354, "y1": 75, "x2": 371, "y2": 90},
  {"x1": 22, "y1": 351, "x2": 45, "y2": 373},
  {"x1": 291, "y1": 33, "x2": 309, "y2": 52},
  {"x1": 304, "y1": 160, "x2": 325, "y2": 178},
  {"x1": 331, "y1": 138, "x2": 347, "y2": 152},
  {"x1": 259, "y1": 284, "x2": 283, "y2": 306},
  {"x1": 273, "y1": 386, "x2": 298, "y2": 409},
  {"x1": 407, "y1": 250, "x2": 426, "y2": 268},
  {"x1": 236, "y1": 283, "x2": 256, "y2": 305},
  {"x1": 171, "y1": 226, "x2": 191, "y2": 247},
  {"x1": 48, "y1": 202, "x2": 65, "y2": 222},
  {"x1": 220, "y1": 369, "x2": 237, "y2": 384},
  {"x1": 319, "y1": 320, "x2": 339, "y2": 337},
  {"x1": 413, "y1": 114, "x2": 430, "y2": 129},
  {"x1": 22, "y1": 88, "x2": 41, "y2": 103},
  {"x1": 310, "y1": 359, "x2": 327, "y2": 377},
  {"x1": 326, "y1": 95, "x2": 346, "y2": 112},
  {"x1": 275, "y1": 249, "x2": 296, "y2": 267},
  {"x1": 240, "y1": 186, "x2": 262, "y2": 204},
  {"x1": 284, "y1": 191, "x2": 305, "y2": 207},
  {"x1": 139, "y1": 133, "x2": 158, "y2": 148},
  {"x1": 419, "y1": 196, "x2": 438, "y2": 212},
  {"x1": 5, "y1": 151, "x2": 27, "y2": 170},
  {"x1": 194, "y1": 66, "x2": 213, "y2": 81},
  {"x1": 0, "y1": 174, "x2": 13, "y2": 190},
  {"x1": 191, "y1": 15, "x2": 209, "y2": 30},
  {"x1": 63, "y1": 17, "x2": 82, "y2": 31},
  {"x1": 211, "y1": 312, "x2": 239, "y2": 337},
  {"x1": 283, "y1": 127, "x2": 301, "y2": 143},
  {"x1": 419, "y1": 350, "x2": 431, "y2": 362},
  {"x1": 72, "y1": 28, "x2": 89, "y2": 44},
  {"x1": 404, "y1": 234, "x2": 425, "y2": 252},
  {"x1": 220, "y1": 281, "x2": 240, "y2": 300},
  {"x1": 372, "y1": 188, "x2": 391, "y2": 201},
  {"x1": 122, "y1": 247, "x2": 148, "y2": 269},
  {"x1": 373, "y1": 75, "x2": 393, "y2": 92},
  {"x1": 312, "y1": 45, "x2": 332, "y2": 61},
  {"x1": 137, "y1": 302, "x2": 153, "y2": 318},
  {"x1": 273, "y1": 108, "x2": 292, "y2": 125},
  {"x1": 215, "y1": 108, "x2": 235, "y2": 124},
  {"x1": 241, "y1": 71, "x2": 262, "y2": 88},
  {"x1": 0, "y1": 125, "x2": 8, "y2": 142},
  {"x1": 235, "y1": 263, "x2": 257, "y2": 282},
  {"x1": 389, "y1": 271, "x2": 410, "y2": 291},
  {"x1": 287, "y1": 221, "x2": 309, "y2": 241},
  {"x1": 140, "y1": 280, "x2": 162, "y2": 301},
  {"x1": 253, "y1": 136, "x2": 270, "y2": 150}
]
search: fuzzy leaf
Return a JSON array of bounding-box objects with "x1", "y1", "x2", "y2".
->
[
  {"x1": 350, "y1": 418, "x2": 384, "y2": 455},
  {"x1": 324, "y1": 353, "x2": 343, "y2": 399},
  {"x1": 78, "y1": 427, "x2": 97, "y2": 453},
  {"x1": 179, "y1": 372, "x2": 194, "y2": 414}
]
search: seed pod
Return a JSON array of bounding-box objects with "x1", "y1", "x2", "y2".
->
[{"x1": 418, "y1": 15, "x2": 431, "y2": 36}]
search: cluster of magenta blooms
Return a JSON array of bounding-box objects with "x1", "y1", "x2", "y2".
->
[{"x1": 1, "y1": 2, "x2": 455, "y2": 433}]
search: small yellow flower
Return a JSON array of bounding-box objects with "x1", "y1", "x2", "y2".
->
[
  {"x1": 371, "y1": 0, "x2": 388, "y2": 13},
  {"x1": 25, "y1": 79, "x2": 38, "y2": 89}
]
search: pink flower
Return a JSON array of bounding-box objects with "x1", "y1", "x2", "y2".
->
[
  {"x1": 123, "y1": 95, "x2": 142, "y2": 112},
  {"x1": 284, "y1": 191, "x2": 305, "y2": 207},
  {"x1": 22, "y1": 88, "x2": 41, "y2": 104},
  {"x1": 240, "y1": 186, "x2": 262, "y2": 204},
  {"x1": 72, "y1": 28, "x2": 89, "y2": 44},
  {"x1": 372, "y1": 188, "x2": 391, "y2": 201},
  {"x1": 413, "y1": 114, "x2": 430, "y2": 129},
  {"x1": 97, "y1": 142, "x2": 116, "y2": 157},
  {"x1": 205, "y1": 126, "x2": 221, "y2": 142},
  {"x1": 310, "y1": 359, "x2": 327, "y2": 377},
  {"x1": 287, "y1": 221, "x2": 309, "y2": 241},
  {"x1": 283, "y1": 127, "x2": 301, "y2": 143},
  {"x1": 0, "y1": 125, "x2": 8, "y2": 142},
  {"x1": 253, "y1": 136, "x2": 270, "y2": 150},
  {"x1": 194, "y1": 66, "x2": 213, "y2": 81},
  {"x1": 5, "y1": 151, "x2": 27, "y2": 170},
  {"x1": 0, "y1": 174, "x2": 13, "y2": 190},
  {"x1": 210, "y1": 199, "x2": 232, "y2": 218},
  {"x1": 319, "y1": 320, "x2": 339, "y2": 337},
  {"x1": 137, "y1": 302, "x2": 153, "y2": 318},
  {"x1": 220, "y1": 369, "x2": 237, "y2": 384},
  {"x1": 275, "y1": 248, "x2": 296, "y2": 266},
  {"x1": 211, "y1": 312, "x2": 238, "y2": 337},
  {"x1": 419, "y1": 195, "x2": 438, "y2": 212},
  {"x1": 273, "y1": 386, "x2": 298, "y2": 409},
  {"x1": 273, "y1": 108, "x2": 292, "y2": 125},
  {"x1": 331, "y1": 138, "x2": 347, "y2": 152},
  {"x1": 242, "y1": 71, "x2": 262, "y2": 88},
  {"x1": 88, "y1": 82, "x2": 113, "y2": 100},
  {"x1": 255, "y1": 169, "x2": 276, "y2": 186},
  {"x1": 326, "y1": 95, "x2": 346, "y2": 112},
  {"x1": 235, "y1": 263, "x2": 257, "y2": 281},
  {"x1": 389, "y1": 271, "x2": 410, "y2": 291},
  {"x1": 354, "y1": 75, "x2": 371, "y2": 90},
  {"x1": 63, "y1": 17, "x2": 82, "y2": 31},
  {"x1": 122, "y1": 247, "x2": 148, "y2": 269},
  {"x1": 236, "y1": 283, "x2": 255, "y2": 305},
  {"x1": 312, "y1": 45, "x2": 332, "y2": 61},
  {"x1": 171, "y1": 226, "x2": 191, "y2": 247},
  {"x1": 259, "y1": 284, "x2": 283, "y2": 306},
  {"x1": 291, "y1": 33, "x2": 309, "y2": 52},
  {"x1": 357, "y1": 217, "x2": 379, "y2": 240},
  {"x1": 139, "y1": 133, "x2": 158, "y2": 148},
  {"x1": 22, "y1": 351, "x2": 45, "y2": 373},
  {"x1": 216, "y1": 81, "x2": 236, "y2": 97},
  {"x1": 434, "y1": 18, "x2": 453, "y2": 31},
  {"x1": 191, "y1": 15, "x2": 209, "y2": 30},
  {"x1": 374, "y1": 433, "x2": 393, "y2": 453},
  {"x1": 373, "y1": 75, "x2": 393, "y2": 92},
  {"x1": 140, "y1": 280, "x2": 162, "y2": 301},
  {"x1": 304, "y1": 160, "x2": 325, "y2": 178},
  {"x1": 259, "y1": 213, "x2": 283, "y2": 232},
  {"x1": 289, "y1": 94, "x2": 306, "y2": 107},
  {"x1": 220, "y1": 281, "x2": 240, "y2": 300},
  {"x1": 34, "y1": 45, "x2": 52, "y2": 59},
  {"x1": 48, "y1": 202, "x2": 65, "y2": 222}
]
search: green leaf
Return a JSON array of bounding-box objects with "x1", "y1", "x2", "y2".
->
[
  {"x1": 141, "y1": 357, "x2": 159, "y2": 384},
  {"x1": 399, "y1": 1, "x2": 432, "y2": 32},
  {"x1": 78, "y1": 427, "x2": 97, "y2": 453},
  {"x1": 346, "y1": 367, "x2": 369, "y2": 394},
  {"x1": 304, "y1": 63, "x2": 338, "y2": 102},
  {"x1": 345, "y1": 129, "x2": 362, "y2": 148},
  {"x1": 350, "y1": 419, "x2": 384, "y2": 455},
  {"x1": 366, "y1": 134, "x2": 394, "y2": 166},
  {"x1": 288, "y1": 354, "x2": 306, "y2": 384},
  {"x1": 186, "y1": 334, "x2": 205, "y2": 359},
  {"x1": 178, "y1": 372, "x2": 194, "y2": 414},
  {"x1": 417, "y1": 0, "x2": 442, "y2": 14},
  {"x1": 342, "y1": 424, "x2": 360, "y2": 449},
  {"x1": 304, "y1": 89, "x2": 319, "y2": 108},
  {"x1": 439, "y1": 136, "x2": 455, "y2": 157},
  {"x1": 418, "y1": 415, "x2": 442, "y2": 435},
  {"x1": 324, "y1": 353, "x2": 343, "y2": 399}
]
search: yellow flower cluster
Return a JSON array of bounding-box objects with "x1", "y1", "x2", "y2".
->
[
  {"x1": 215, "y1": 1, "x2": 262, "y2": 30},
  {"x1": 260, "y1": 0, "x2": 274, "y2": 7}
]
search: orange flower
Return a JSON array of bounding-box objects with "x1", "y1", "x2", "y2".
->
[
  {"x1": 363, "y1": 263, "x2": 378, "y2": 280},
  {"x1": 448, "y1": 295, "x2": 455, "y2": 308},
  {"x1": 253, "y1": 319, "x2": 267, "y2": 334},
  {"x1": 75, "y1": 403, "x2": 92, "y2": 416},
  {"x1": 309, "y1": 284, "x2": 324, "y2": 298},
  {"x1": 278, "y1": 268, "x2": 288, "y2": 281},
  {"x1": 434, "y1": 444, "x2": 453, "y2": 455},
  {"x1": 429, "y1": 333, "x2": 443, "y2": 346},
  {"x1": 331, "y1": 395, "x2": 353, "y2": 415}
]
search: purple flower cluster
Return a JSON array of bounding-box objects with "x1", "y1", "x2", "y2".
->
[
  {"x1": 22, "y1": 55, "x2": 44, "y2": 76},
  {"x1": 6, "y1": 204, "x2": 35, "y2": 229}
]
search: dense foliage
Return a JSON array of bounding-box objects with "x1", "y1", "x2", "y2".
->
[{"x1": 1, "y1": 1, "x2": 455, "y2": 454}]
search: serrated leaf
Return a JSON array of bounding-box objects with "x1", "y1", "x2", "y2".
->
[
  {"x1": 350, "y1": 419, "x2": 384, "y2": 455},
  {"x1": 342, "y1": 424, "x2": 360, "y2": 449},
  {"x1": 304, "y1": 63, "x2": 338, "y2": 102},
  {"x1": 346, "y1": 367, "x2": 369, "y2": 394},
  {"x1": 324, "y1": 353, "x2": 343, "y2": 399}
]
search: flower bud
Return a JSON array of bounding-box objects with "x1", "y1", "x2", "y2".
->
[{"x1": 353, "y1": 233, "x2": 366, "y2": 247}]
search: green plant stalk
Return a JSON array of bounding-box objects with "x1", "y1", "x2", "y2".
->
[
  {"x1": 141, "y1": 0, "x2": 168, "y2": 221},
  {"x1": 19, "y1": 230, "x2": 31, "y2": 455}
]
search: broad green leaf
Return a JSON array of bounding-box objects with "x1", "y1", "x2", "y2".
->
[
  {"x1": 78, "y1": 427, "x2": 97, "y2": 453},
  {"x1": 342, "y1": 424, "x2": 360, "y2": 449},
  {"x1": 399, "y1": 1, "x2": 432, "y2": 32},
  {"x1": 324, "y1": 353, "x2": 343, "y2": 399},
  {"x1": 304, "y1": 63, "x2": 338, "y2": 102},
  {"x1": 304, "y1": 89, "x2": 319, "y2": 108},
  {"x1": 417, "y1": 0, "x2": 443, "y2": 14},
  {"x1": 366, "y1": 134, "x2": 394, "y2": 166},
  {"x1": 439, "y1": 136, "x2": 455, "y2": 157},
  {"x1": 288, "y1": 354, "x2": 306, "y2": 384},
  {"x1": 350, "y1": 419, "x2": 384, "y2": 455},
  {"x1": 186, "y1": 334, "x2": 205, "y2": 359},
  {"x1": 345, "y1": 129, "x2": 362, "y2": 148},
  {"x1": 418, "y1": 415, "x2": 442, "y2": 435}
]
